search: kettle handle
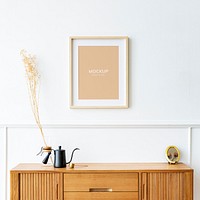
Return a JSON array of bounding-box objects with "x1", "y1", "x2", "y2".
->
[
  {"x1": 42, "y1": 152, "x2": 51, "y2": 164},
  {"x1": 66, "y1": 148, "x2": 80, "y2": 164}
]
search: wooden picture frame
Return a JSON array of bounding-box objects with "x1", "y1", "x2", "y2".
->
[{"x1": 69, "y1": 36, "x2": 128, "y2": 108}]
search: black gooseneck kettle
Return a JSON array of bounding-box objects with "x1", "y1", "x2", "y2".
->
[{"x1": 42, "y1": 146, "x2": 80, "y2": 168}]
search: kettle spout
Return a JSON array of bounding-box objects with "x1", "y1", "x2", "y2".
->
[{"x1": 66, "y1": 148, "x2": 80, "y2": 164}]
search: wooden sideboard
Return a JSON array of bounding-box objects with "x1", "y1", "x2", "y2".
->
[{"x1": 10, "y1": 163, "x2": 193, "y2": 200}]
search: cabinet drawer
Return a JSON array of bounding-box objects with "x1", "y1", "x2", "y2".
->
[
  {"x1": 64, "y1": 173, "x2": 138, "y2": 192},
  {"x1": 64, "y1": 192, "x2": 138, "y2": 200}
]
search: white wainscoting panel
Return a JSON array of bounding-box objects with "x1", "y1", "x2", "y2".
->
[
  {"x1": 0, "y1": 127, "x2": 7, "y2": 200},
  {"x1": 192, "y1": 128, "x2": 200, "y2": 200},
  {"x1": 2, "y1": 124, "x2": 196, "y2": 200},
  {"x1": 7, "y1": 127, "x2": 189, "y2": 165}
]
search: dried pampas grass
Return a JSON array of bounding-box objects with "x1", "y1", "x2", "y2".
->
[{"x1": 20, "y1": 50, "x2": 47, "y2": 147}]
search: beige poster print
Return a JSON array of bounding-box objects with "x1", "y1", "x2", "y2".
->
[{"x1": 78, "y1": 46, "x2": 119, "y2": 100}]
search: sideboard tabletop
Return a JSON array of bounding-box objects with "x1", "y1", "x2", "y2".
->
[{"x1": 10, "y1": 162, "x2": 193, "y2": 173}]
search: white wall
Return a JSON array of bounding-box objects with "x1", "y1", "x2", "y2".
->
[{"x1": 0, "y1": 0, "x2": 200, "y2": 199}]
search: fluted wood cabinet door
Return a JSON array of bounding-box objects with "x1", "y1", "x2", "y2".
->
[
  {"x1": 10, "y1": 172, "x2": 63, "y2": 200},
  {"x1": 141, "y1": 172, "x2": 193, "y2": 200}
]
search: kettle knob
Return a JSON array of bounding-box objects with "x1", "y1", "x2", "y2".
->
[{"x1": 55, "y1": 146, "x2": 64, "y2": 152}]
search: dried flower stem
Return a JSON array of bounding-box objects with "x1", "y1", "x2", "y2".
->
[{"x1": 21, "y1": 50, "x2": 47, "y2": 147}]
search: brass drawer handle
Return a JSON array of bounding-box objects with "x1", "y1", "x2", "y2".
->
[{"x1": 89, "y1": 188, "x2": 113, "y2": 192}]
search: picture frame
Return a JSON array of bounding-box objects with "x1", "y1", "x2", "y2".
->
[{"x1": 69, "y1": 36, "x2": 129, "y2": 108}]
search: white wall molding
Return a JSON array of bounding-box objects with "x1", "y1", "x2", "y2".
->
[
  {"x1": 2, "y1": 127, "x2": 8, "y2": 200},
  {"x1": 188, "y1": 127, "x2": 192, "y2": 166},
  {"x1": 1, "y1": 123, "x2": 200, "y2": 129}
]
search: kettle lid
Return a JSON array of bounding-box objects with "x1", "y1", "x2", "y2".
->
[{"x1": 56, "y1": 146, "x2": 65, "y2": 151}]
